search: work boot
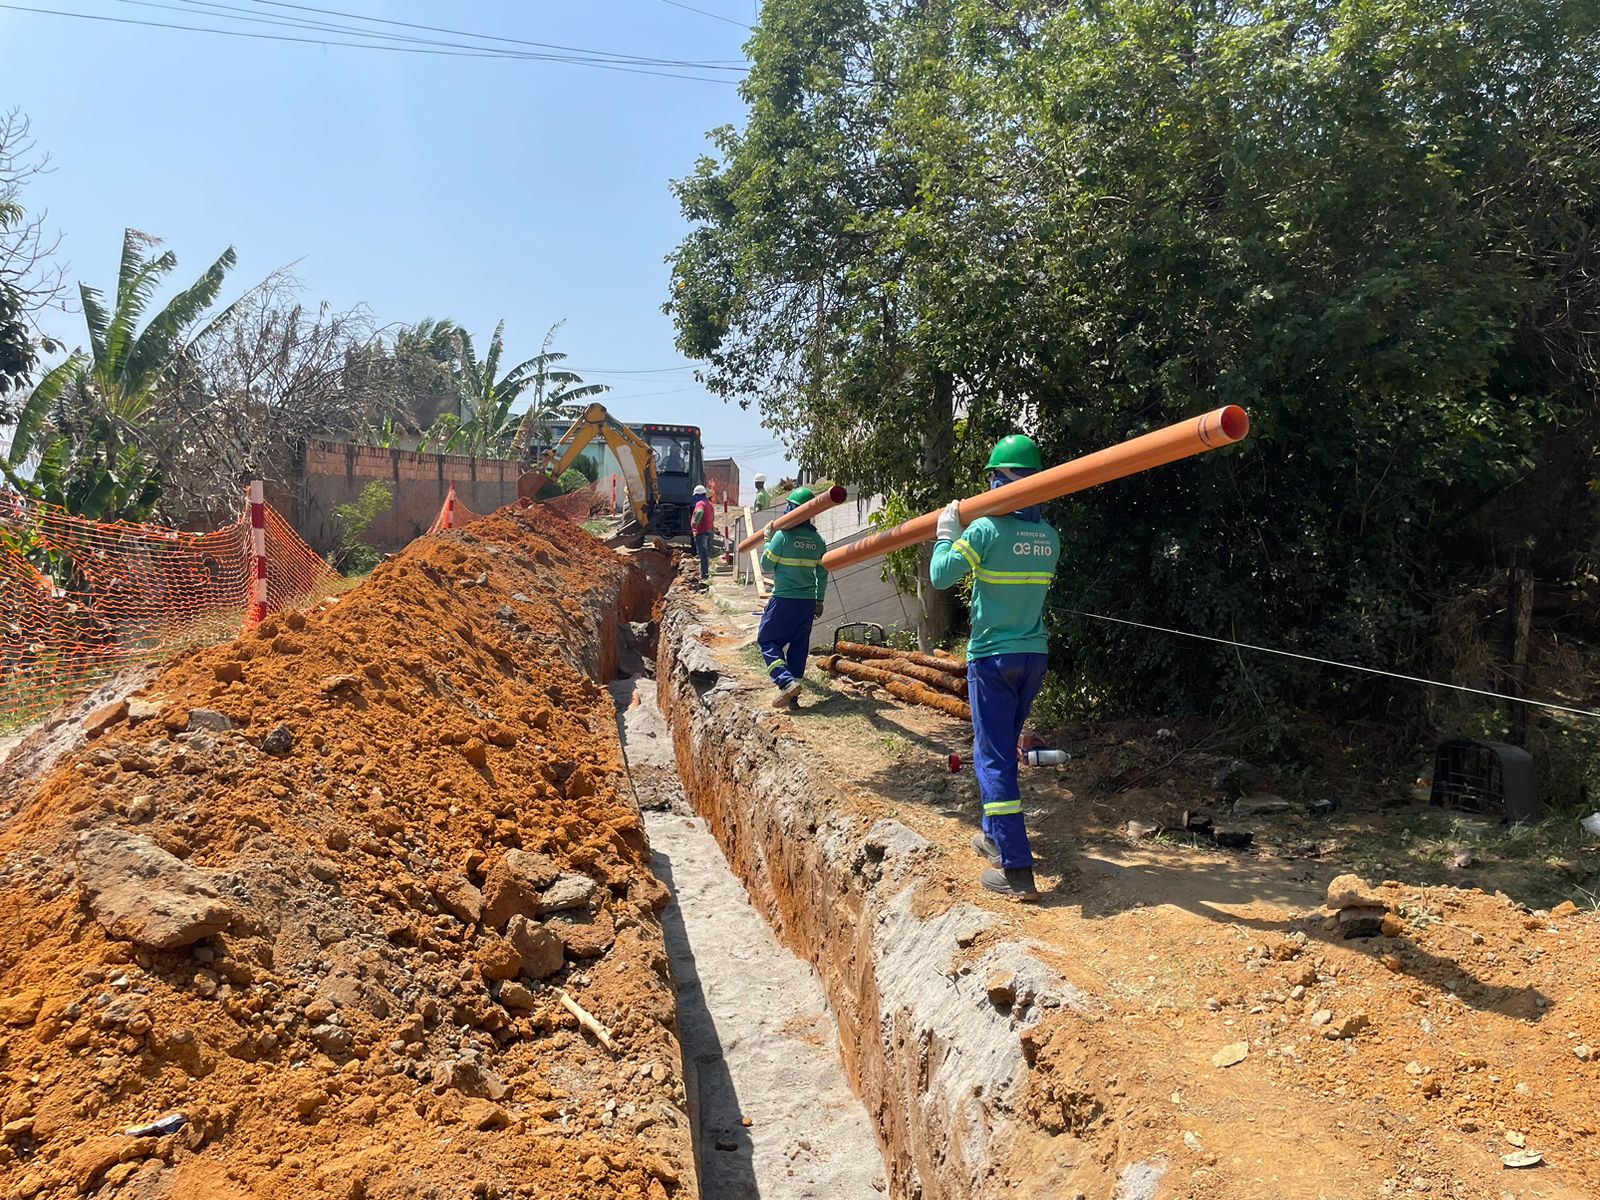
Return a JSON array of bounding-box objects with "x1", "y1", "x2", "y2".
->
[
  {"x1": 970, "y1": 834, "x2": 1001, "y2": 867},
  {"x1": 981, "y1": 867, "x2": 1040, "y2": 901},
  {"x1": 771, "y1": 681, "x2": 802, "y2": 708}
]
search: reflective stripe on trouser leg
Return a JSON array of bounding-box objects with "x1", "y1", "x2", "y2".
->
[
  {"x1": 969, "y1": 653, "x2": 1048, "y2": 869},
  {"x1": 757, "y1": 596, "x2": 812, "y2": 691}
]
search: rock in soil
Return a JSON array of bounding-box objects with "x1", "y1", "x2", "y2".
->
[
  {"x1": 73, "y1": 828, "x2": 235, "y2": 949},
  {"x1": 986, "y1": 970, "x2": 1018, "y2": 1008},
  {"x1": 1326, "y1": 873, "x2": 1386, "y2": 910}
]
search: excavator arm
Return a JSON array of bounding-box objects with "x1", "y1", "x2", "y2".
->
[{"x1": 516, "y1": 403, "x2": 659, "y2": 533}]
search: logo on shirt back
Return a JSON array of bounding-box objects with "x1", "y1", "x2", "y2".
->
[{"x1": 1011, "y1": 529, "x2": 1055, "y2": 558}]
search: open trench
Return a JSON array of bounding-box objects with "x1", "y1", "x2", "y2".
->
[
  {"x1": 14, "y1": 514, "x2": 1598, "y2": 1200},
  {"x1": 614, "y1": 674, "x2": 885, "y2": 1199},
  {"x1": 640, "y1": 582, "x2": 1108, "y2": 1200}
]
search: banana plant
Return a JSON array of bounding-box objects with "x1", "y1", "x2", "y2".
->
[
  {"x1": 507, "y1": 322, "x2": 609, "y2": 460},
  {"x1": 416, "y1": 319, "x2": 607, "y2": 459},
  {"x1": 4, "y1": 229, "x2": 247, "y2": 518}
]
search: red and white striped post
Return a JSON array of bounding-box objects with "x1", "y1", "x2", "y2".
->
[
  {"x1": 610, "y1": 475, "x2": 617, "y2": 513},
  {"x1": 247, "y1": 480, "x2": 268, "y2": 625},
  {"x1": 443, "y1": 481, "x2": 458, "y2": 530}
]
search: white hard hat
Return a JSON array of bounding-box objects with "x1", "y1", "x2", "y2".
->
[
  {"x1": 693, "y1": 485, "x2": 708, "y2": 496},
  {"x1": 754, "y1": 473, "x2": 766, "y2": 483}
]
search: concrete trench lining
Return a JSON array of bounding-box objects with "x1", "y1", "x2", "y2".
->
[
  {"x1": 612, "y1": 675, "x2": 885, "y2": 1198},
  {"x1": 655, "y1": 601, "x2": 1085, "y2": 1199}
]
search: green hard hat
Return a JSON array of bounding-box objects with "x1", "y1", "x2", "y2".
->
[
  {"x1": 788, "y1": 486, "x2": 815, "y2": 506},
  {"x1": 987, "y1": 433, "x2": 1042, "y2": 472}
]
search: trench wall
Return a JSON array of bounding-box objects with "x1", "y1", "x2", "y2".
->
[{"x1": 657, "y1": 599, "x2": 1081, "y2": 1199}]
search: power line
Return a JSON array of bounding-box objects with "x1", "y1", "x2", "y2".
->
[
  {"x1": 140, "y1": 0, "x2": 673, "y2": 65},
  {"x1": 1064, "y1": 608, "x2": 1600, "y2": 721},
  {"x1": 657, "y1": 0, "x2": 751, "y2": 30},
  {"x1": 594, "y1": 384, "x2": 706, "y2": 400},
  {"x1": 231, "y1": 0, "x2": 747, "y2": 66},
  {"x1": 568, "y1": 364, "x2": 701, "y2": 374},
  {"x1": 0, "y1": 3, "x2": 744, "y2": 82}
]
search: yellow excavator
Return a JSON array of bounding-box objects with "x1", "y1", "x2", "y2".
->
[{"x1": 517, "y1": 402, "x2": 707, "y2": 543}]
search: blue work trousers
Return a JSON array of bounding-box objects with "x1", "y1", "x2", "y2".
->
[
  {"x1": 968, "y1": 652, "x2": 1048, "y2": 868},
  {"x1": 757, "y1": 596, "x2": 815, "y2": 690},
  {"x1": 694, "y1": 532, "x2": 713, "y2": 579}
]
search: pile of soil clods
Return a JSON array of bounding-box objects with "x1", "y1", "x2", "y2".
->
[{"x1": 0, "y1": 505, "x2": 691, "y2": 1200}]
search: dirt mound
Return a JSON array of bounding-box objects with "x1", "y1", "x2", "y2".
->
[{"x1": 0, "y1": 505, "x2": 691, "y2": 1200}]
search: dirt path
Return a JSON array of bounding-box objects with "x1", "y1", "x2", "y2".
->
[{"x1": 613, "y1": 679, "x2": 886, "y2": 1199}]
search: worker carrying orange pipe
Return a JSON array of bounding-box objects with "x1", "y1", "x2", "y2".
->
[
  {"x1": 920, "y1": 407, "x2": 1250, "y2": 902},
  {"x1": 757, "y1": 487, "x2": 830, "y2": 708},
  {"x1": 736, "y1": 484, "x2": 847, "y2": 553},
  {"x1": 929, "y1": 433, "x2": 1061, "y2": 901}
]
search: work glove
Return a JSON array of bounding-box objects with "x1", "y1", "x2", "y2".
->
[
  {"x1": 814, "y1": 600, "x2": 824, "y2": 619},
  {"x1": 936, "y1": 500, "x2": 964, "y2": 544}
]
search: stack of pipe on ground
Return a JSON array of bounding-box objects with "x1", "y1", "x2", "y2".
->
[
  {"x1": 829, "y1": 642, "x2": 967, "y2": 697},
  {"x1": 817, "y1": 654, "x2": 971, "y2": 718}
]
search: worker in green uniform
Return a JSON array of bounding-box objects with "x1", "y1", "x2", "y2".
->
[
  {"x1": 758, "y1": 487, "x2": 828, "y2": 707},
  {"x1": 930, "y1": 434, "x2": 1059, "y2": 900},
  {"x1": 753, "y1": 473, "x2": 771, "y2": 510}
]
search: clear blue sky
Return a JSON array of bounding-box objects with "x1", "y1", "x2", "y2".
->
[{"x1": 0, "y1": 0, "x2": 792, "y2": 496}]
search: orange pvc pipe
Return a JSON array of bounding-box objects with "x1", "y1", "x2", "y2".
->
[
  {"x1": 735, "y1": 484, "x2": 848, "y2": 553},
  {"x1": 821, "y1": 406, "x2": 1249, "y2": 572}
]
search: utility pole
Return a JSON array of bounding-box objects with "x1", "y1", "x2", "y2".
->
[{"x1": 1505, "y1": 546, "x2": 1533, "y2": 746}]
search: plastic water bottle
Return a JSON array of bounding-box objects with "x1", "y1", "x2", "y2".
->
[{"x1": 1024, "y1": 748, "x2": 1069, "y2": 766}]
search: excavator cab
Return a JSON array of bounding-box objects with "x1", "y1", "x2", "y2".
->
[{"x1": 634, "y1": 423, "x2": 705, "y2": 540}]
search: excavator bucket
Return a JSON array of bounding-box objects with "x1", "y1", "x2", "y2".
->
[{"x1": 516, "y1": 469, "x2": 553, "y2": 503}]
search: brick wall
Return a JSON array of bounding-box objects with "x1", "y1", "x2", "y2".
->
[{"x1": 273, "y1": 440, "x2": 525, "y2": 554}]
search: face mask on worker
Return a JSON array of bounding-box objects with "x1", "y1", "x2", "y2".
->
[{"x1": 992, "y1": 469, "x2": 1041, "y2": 522}]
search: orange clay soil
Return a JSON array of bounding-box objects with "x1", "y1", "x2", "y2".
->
[{"x1": 0, "y1": 505, "x2": 691, "y2": 1200}]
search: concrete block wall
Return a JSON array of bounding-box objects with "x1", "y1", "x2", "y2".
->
[{"x1": 276, "y1": 440, "x2": 525, "y2": 555}]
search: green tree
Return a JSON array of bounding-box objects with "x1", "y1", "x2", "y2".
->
[
  {"x1": 506, "y1": 322, "x2": 609, "y2": 459},
  {"x1": 668, "y1": 0, "x2": 1600, "y2": 724},
  {"x1": 4, "y1": 228, "x2": 247, "y2": 522},
  {"x1": 667, "y1": 0, "x2": 1002, "y2": 643}
]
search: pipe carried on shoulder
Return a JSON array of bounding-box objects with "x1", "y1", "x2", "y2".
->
[
  {"x1": 735, "y1": 484, "x2": 848, "y2": 553},
  {"x1": 820, "y1": 406, "x2": 1249, "y2": 572}
]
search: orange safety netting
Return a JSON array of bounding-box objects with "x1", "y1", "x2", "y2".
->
[
  {"x1": 1, "y1": 489, "x2": 342, "y2": 728},
  {"x1": 426, "y1": 482, "x2": 487, "y2": 536}
]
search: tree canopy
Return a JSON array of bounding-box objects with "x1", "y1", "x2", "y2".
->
[{"x1": 668, "y1": 0, "x2": 1600, "y2": 723}]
